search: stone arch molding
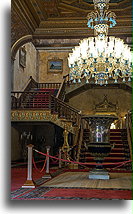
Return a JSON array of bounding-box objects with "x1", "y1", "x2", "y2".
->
[{"x1": 11, "y1": 35, "x2": 33, "y2": 60}]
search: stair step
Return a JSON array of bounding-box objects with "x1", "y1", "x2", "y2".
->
[
  {"x1": 110, "y1": 132, "x2": 127, "y2": 135},
  {"x1": 27, "y1": 106, "x2": 49, "y2": 110},
  {"x1": 32, "y1": 100, "x2": 50, "y2": 102},
  {"x1": 80, "y1": 157, "x2": 126, "y2": 161},
  {"x1": 110, "y1": 137, "x2": 122, "y2": 139},
  {"x1": 113, "y1": 144, "x2": 125, "y2": 148},
  {"x1": 81, "y1": 148, "x2": 125, "y2": 152},
  {"x1": 110, "y1": 135, "x2": 124, "y2": 137},
  {"x1": 28, "y1": 104, "x2": 50, "y2": 106},
  {"x1": 110, "y1": 140, "x2": 128, "y2": 142},
  {"x1": 80, "y1": 152, "x2": 126, "y2": 157},
  {"x1": 81, "y1": 143, "x2": 126, "y2": 147},
  {"x1": 79, "y1": 128, "x2": 130, "y2": 170},
  {"x1": 79, "y1": 162, "x2": 129, "y2": 168},
  {"x1": 81, "y1": 149, "x2": 127, "y2": 153},
  {"x1": 29, "y1": 102, "x2": 50, "y2": 104},
  {"x1": 110, "y1": 129, "x2": 126, "y2": 132},
  {"x1": 112, "y1": 149, "x2": 125, "y2": 153}
]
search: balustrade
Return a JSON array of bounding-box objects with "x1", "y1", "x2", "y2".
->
[
  {"x1": 51, "y1": 96, "x2": 81, "y2": 127},
  {"x1": 126, "y1": 111, "x2": 132, "y2": 159},
  {"x1": 56, "y1": 79, "x2": 66, "y2": 100},
  {"x1": 76, "y1": 120, "x2": 84, "y2": 162},
  {"x1": 11, "y1": 75, "x2": 81, "y2": 127},
  {"x1": 11, "y1": 92, "x2": 81, "y2": 127},
  {"x1": 11, "y1": 91, "x2": 52, "y2": 109},
  {"x1": 37, "y1": 82, "x2": 61, "y2": 89}
]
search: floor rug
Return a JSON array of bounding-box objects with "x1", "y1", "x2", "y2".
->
[
  {"x1": 11, "y1": 169, "x2": 132, "y2": 200},
  {"x1": 41, "y1": 172, "x2": 132, "y2": 190},
  {"x1": 11, "y1": 187, "x2": 132, "y2": 200}
]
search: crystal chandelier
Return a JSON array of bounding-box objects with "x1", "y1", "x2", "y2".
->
[{"x1": 68, "y1": 0, "x2": 132, "y2": 85}]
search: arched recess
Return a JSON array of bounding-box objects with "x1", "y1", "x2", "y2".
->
[
  {"x1": 11, "y1": 35, "x2": 36, "y2": 90},
  {"x1": 11, "y1": 35, "x2": 33, "y2": 60},
  {"x1": 65, "y1": 83, "x2": 132, "y2": 102}
]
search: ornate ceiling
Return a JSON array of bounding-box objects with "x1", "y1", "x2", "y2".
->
[
  {"x1": 11, "y1": 0, "x2": 132, "y2": 48},
  {"x1": 83, "y1": 0, "x2": 124, "y2": 3}
]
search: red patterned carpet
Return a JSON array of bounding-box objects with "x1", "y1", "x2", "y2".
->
[
  {"x1": 43, "y1": 188, "x2": 132, "y2": 200},
  {"x1": 11, "y1": 167, "x2": 57, "y2": 191},
  {"x1": 11, "y1": 187, "x2": 132, "y2": 200},
  {"x1": 11, "y1": 167, "x2": 132, "y2": 200}
]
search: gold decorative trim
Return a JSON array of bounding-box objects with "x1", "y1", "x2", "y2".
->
[
  {"x1": 11, "y1": 110, "x2": 77, "y2": 134},
  {"x1": 94, "y1": 95, "x2": 118, "y2": 114}
]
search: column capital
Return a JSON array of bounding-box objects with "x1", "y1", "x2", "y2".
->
[
  {"x1": 27, "y1": 144, "x2": 34, "y2": 148},
  {"x1": 46, "y1": 145, "x2": 51, "y2": 150}
]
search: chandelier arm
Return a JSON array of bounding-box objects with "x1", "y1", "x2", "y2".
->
[
  {"x1": 118, "y1": 74, "x2": 130, "y2": 78},
  {"x1": 68, "y1": 0, "x2": 132, "y2": 85}
]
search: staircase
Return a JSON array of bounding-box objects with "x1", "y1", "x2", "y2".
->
[
  {"x1": 11, "y1": 77, "x2": 132, "y2": 165},
  {"x1": 79, "y1": 128, "x2": 131, "y2": 171},
  {"x1": 11, "y1": 78, "x2": 81, "y2": 134},
  {"x1": 28, "y1": 88, "x2": 58, "y2": 109}
]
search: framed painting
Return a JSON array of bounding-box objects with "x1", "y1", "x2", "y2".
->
[
  {"x1": 19, "y1": 47, "x2": 26, "y2": 68},
  {"x1": 48, "y1": 59, "x2": 63, "y2": 73}
]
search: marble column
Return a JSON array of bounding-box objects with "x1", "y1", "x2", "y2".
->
[
  {"x1": 22, "y1": 144, "x2": 36, "y2": 188},
  {"x1": 42, "y1": 146, "x2": 51, "y2": 178}
]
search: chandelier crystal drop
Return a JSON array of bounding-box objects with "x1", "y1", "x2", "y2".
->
[{"x1": 68, "y1": 0, "x2": 132, "y2": 86}]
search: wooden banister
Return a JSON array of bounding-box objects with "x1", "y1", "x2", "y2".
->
[
  {"x1": 11, "y1": 73, "x2": 82, "y2": 128},
  {"x1": 11, "y1": 91, "x2": 52, "y2": 94},
  {"x1": 76, "y1": 121, "x2": 84, "y2": 162},
  {"x1": 51, "y1": 95, "x2": 81, "y2": 127},
  {"x1": 51, "y1": 95, "x2": 80, "y2": 113},
  {"x1": 11, "y1": 91, "x2": 81, "y2": 128},
  {"x1": 63, "y1": 74, "x2": 69, "y2": 81},
  {"x1": 12, "y1": 76, "x2": 62, "y2": 103},
  {"x1": 126, "y1": 111, "x2": 132, "y2": 159},
  {"x1": 56, "y1": 79, "x2": 66, "y2": 100},
  {"x1": 23, "y1": 76, "x2": 38, "y2": 92},
  {"x1": 63, "y1": 74, "x2": 72, "y2": 86},
  {"x1": 12, "y1": 76, "x2": 38, "y2": 106},
  {"x1": 11, "y1": 91, "x2": 52, "y2": 109}
]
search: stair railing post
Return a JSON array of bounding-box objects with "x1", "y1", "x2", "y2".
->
[
  {"x1": 62, "y1": 124, "x2": 70, "y2": 166},
  {"x1": 22, "y1": 144, "x2": 36, "y2": 188},
  {"x1": 59, "y1": 147, "x2": 62, "y2": 169},
  {"x1": 49, "y1": 93, "x2": 52, "y2": 110},
  {"x1": 42, "y1": 145, "x2": 51, "y2": 178},
  {"x1": 46, "y1": 146, "x2": 50, "y2": 174}
]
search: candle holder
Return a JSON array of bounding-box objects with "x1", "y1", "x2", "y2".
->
[{"x1": 20, "y1": 131, "x2": 33, "y2": 161}]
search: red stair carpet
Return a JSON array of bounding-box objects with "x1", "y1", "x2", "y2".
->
[
  {"x1": 29, "y1": 88, "x2": 58, "y2": 109},
  {"x1": 80, "y1": 128, "x2": 131, "y2": 171}
]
